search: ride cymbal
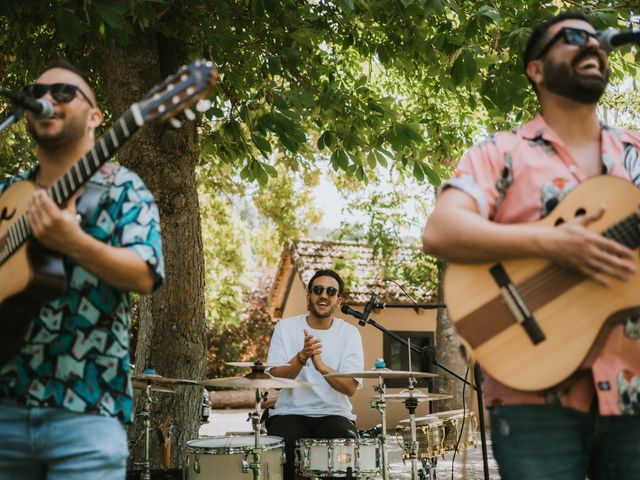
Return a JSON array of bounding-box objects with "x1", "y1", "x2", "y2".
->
[
  {"x1": 131, "y1": 373, "x2": 201, "y2": 385},
  {"x1": 324, "y1": 368, "x2": 437, "y2": 379},
  {"x1": 226, "y1": 361, "x2": 289, "y2": 369},
  {"x1": 131, "y1": 381, "x2": 176, "y2": 394},
  {"x1": 383, "y1": 391, "x2": 451, "y2": 403}
]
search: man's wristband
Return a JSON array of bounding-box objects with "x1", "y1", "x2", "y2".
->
[{"x1": 297, "y1": 352, "x2": 307, "y2": 366}]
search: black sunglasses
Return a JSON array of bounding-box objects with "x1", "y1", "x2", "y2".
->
[
  {"x1": 311, "y1": 285, "x2": 338, "y2": 297},
  {"x1": 536, "y1": 27, "x2": 599, "y2": 59},
  {"x1": 23, "y1": 83, "x2": 95, "y2": 108}
]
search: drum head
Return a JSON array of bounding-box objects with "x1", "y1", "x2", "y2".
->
[
  {"x1": 398, "y1": 415, "x2": 442, "y2": 427},
  {"x1": 433, "y1": 409, "x2": 464, "y2": 419},
  {"x1": 188, "y1": 435, "x2": 284, "y2": 452}
]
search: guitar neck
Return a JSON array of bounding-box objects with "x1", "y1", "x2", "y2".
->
[
  {"x1": 48, "y1": 106, "x2": 143, "y2": 205},
  {"x1": 0, "y1": 105, "x2": 143, "y2": 265}
]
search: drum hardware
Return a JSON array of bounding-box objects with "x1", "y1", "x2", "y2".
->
[
  {"x1": 341, "y1": 295, "x2": 491, "y2": 479},
  {"x1": 199, "y1": 360, "x2": 310, "y2": 479},
  {"x1": 131, "y1": 370, "x2": 202, "y2": 480}
]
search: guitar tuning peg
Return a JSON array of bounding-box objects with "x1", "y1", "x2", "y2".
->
[
  {"x1": 196, "y1": 99, "x2": 212, "y2": 112},
  {"x1": 184, "y1": 108, "x2": 196, "y2": 121},
  {"x1": 169, "y1": 117, "x2": 183, "y2": 129}
]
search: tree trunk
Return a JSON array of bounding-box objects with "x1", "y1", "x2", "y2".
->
[
  {"x1": 434, "y1": 259, "x2": 471, "y2": 412},
  {"x1": 101, "y1": 31, "x2": 207, "y2": 471}
]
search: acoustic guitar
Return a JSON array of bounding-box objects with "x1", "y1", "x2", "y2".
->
[
  {"x1": 0, "y1": 60, "x2": 217, "y2": 366},
  {"x1": 444, "y1": 175, "x2": 640, "y2": 391}
]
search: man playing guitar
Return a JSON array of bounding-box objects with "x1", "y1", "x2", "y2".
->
[
  {"x1": 422, "y1": 12, "x2": 640, "y2": 480},
  {"x1": 0, "y1": 61, "x2": 164, "y2": 479}
]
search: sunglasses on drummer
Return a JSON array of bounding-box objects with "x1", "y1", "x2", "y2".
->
[
  {"x1": 23, "y1": 82, "x2": 95, "y2": 108},
  {"x1": 311, "y1": 285, "x2": 339, "y2": 297},
  {"x1": 536, "y1": 27, "x2": 599, "y2": 59}
]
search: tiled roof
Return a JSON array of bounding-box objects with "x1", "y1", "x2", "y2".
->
[{"x1": 268, "y1": 239, "x2": 436, "y2": 317}]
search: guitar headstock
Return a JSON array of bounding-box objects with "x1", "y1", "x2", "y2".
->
[{"x1": 136, "y1": 60, "x2": 217, "y2": 126}]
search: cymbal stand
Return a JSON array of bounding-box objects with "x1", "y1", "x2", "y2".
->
[
  {"x1": 244, "y1": 387, "x2": 268, "y2": 480},
  {"x1": 371, "y1": 373, "x2": 390, "y2": 480},
  {"x1": 133, "y1": 383, "x2": 153, "y2": 480}
]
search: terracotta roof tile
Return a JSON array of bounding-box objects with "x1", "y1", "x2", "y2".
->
[{"x1": 269, "y1": 239, "x2": 436, "y2": 316}]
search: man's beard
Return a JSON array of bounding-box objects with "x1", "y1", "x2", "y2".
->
[
  {"x1": 27, "y1": 114, "x2": 86, "y2": 150},
  {"x1": 308, "y1": 300, "x2": 335, "y2": 319},
  {"x1": 543, "y1": 48, "x2": 609, "y2": 104}
]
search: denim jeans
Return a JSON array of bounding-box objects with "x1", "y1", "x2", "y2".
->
[
  {"x1": 490, "y1": 404, "x2": 640, "y2": 480},
  {"x1": 0, "y1": 402, "x2": 128, "y2": 480}
]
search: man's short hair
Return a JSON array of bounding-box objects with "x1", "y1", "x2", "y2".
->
[
  {"x1": 522, "y1": 12, "x2": 592, "y2": 85},
  {"x1": 307, "y1": 269, "x2": 345, "y2": 296},
  {"x1": 42, "y1": 60, "x2": 94, "y2": 93}
]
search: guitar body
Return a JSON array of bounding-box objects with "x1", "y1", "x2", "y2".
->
[
  {"x1": 444, "y1": 176, "x2": 640, "y2": 392},
  {"x1": 0, "y1": 180, "x2": 66, "y2": 365}
]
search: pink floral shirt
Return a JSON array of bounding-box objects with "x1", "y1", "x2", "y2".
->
[{"x1": 447, "y1": 114, "x2": 640, "y2": 415}]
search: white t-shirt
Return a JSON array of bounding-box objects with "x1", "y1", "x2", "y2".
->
[{"x1": 267, "y1": 314, "x2": 364, "y2": 421}]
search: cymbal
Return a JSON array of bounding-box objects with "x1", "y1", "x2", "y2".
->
[
  {"x1": 324, "y1": 368, "x2": 437, "y2": 379},
  {"x1": 383, "y1": 391, "x2": 451, "y2": 403},
  {"x1": 226, "y1": 361, "x2": 289, "y2": 369},
  {"x1": 200, "y1": 375, "x2": 311, "y2": 390},
  {"x1": 131, "y1": 381, "x2": 176, "y2": 394},
  {"x1": 131, "y1": 373, "x2": 201, "y2": 386}
]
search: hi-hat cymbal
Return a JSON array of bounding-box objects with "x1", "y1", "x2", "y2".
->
[
  {"x1": 200, "y1": 375, "x2": 311, "y2": 390},
  {"x1": 131, "y1": 373, "x2": 201, "y2": 386},
  {"x1": 324, "y1": 368, "x2": 437, "y2": 379},
  {"x1": 383, "y1": 391, "x2": 451, "y2": 403},
  {"x1": 226, "y1": 361, "x2": 289, "y2": 369},
  {"x1": 131, "y1": 381, "x2": 176, "y2": 394}
]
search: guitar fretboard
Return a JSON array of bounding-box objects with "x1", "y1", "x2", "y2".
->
[{"x1": 0, "y1": 106, "x2": 143, "y2": 266}]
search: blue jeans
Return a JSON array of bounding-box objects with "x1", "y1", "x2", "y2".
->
[
  {"x1": 0, "y1": 402, "x2": 128, "y2": 480},
  {"x1": 490, "y1": 404, "x2": 640, "y2": 480}
]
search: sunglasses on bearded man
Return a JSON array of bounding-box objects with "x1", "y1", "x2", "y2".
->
[
  {"x1": 22, "y1": 83, "x2": 95, "y2": 108},
  {"x1": 535, "y1": 27, "x2": 600, "y2": 59},
  {"x1": 311, "y1": 285, "x2": 339, "y2": 297}
]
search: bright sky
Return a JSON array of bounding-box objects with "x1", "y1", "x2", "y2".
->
[{"x1": 311, "y1": 171, "x2": 435, "y2": 239}]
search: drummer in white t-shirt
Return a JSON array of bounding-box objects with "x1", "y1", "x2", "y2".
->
[{"x1": 267, "y1": 269, "x2": 365, "y2": 480}]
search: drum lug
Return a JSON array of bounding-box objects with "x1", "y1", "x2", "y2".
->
[
  {"x1": 242, "y1": 458, "x2": 250, "y2": 473},
  {"x1": 193, "y1": 454, "x2": 200, "y2": 474}
]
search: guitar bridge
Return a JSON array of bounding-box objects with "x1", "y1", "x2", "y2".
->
[{"x1": 490, "y1": 264, "x2": 545, "y2": 345}]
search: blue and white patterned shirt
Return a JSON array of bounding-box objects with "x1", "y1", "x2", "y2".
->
[{"x1": 0, "y1": 162, "x2": 164, "y2": 423}]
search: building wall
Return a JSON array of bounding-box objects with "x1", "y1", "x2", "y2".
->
[{"x1": 280, "y1": 275, "x2": 441, "y2": 429}]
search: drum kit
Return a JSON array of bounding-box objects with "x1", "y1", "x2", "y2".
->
[{"x1": 130, "y1": 362, "x2": 478, "y2": 480}]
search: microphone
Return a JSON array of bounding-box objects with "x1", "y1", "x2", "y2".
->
[
  {"x1": 341, "y1": 290, "x2": 379, "y2": 326},
  {"x1": 341, "y1": 304, "x2": 363, "y2": 321},
  {"x1": 0, "y1": 88, "x2": 54, "y2": 119},
  {"x1": 597, "y1": 29, "x2": 640, "y2": 53}
]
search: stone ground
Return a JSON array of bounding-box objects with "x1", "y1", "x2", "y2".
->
[{"x1": 198, "y1": 409, "x2": 501, "y2": 479}]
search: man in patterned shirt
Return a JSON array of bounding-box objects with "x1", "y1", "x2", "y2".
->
[
  {"x1": 423, "y1": 11, "x2": 640, "y2": 480},
  {"x1": 0, "y1": 61, "x2": 164, "y2": 479}
]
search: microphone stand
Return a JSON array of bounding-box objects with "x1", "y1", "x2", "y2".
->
[
  {"x1": 0, "y1": 105, "x2": 24, "y2": 135},
  {"x1": 349, "y1": 304, "x2": 491, "y2": 480}
]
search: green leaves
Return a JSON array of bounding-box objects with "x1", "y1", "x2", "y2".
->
[
  {"x1": 240, "y1": 159, "x2": 278, "y2": 186},
  {"x1": 451, "y1": 48, "x2": 478, "y2": 85}
]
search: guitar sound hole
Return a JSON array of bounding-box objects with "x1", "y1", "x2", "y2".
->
[
  {"x1": 575, "y1": 208, "x2": 587, "y2": 217},
  {"x1": 554, "y1": 217, "x2": 565, "y2": 226}
]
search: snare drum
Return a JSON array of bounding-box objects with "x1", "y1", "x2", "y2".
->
[
  {"x1": 187, "y1": 435, "x2": 285, "y2": 479},
  {"x1": 295, "y1": 438, "x2": 380, "y2": 478},
  {"x1": 435, "y1": 410, "x2": 478, "y2": 452},
  {"x1": 395, "y1": 415, "x2": 445, "y2": 459}
]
